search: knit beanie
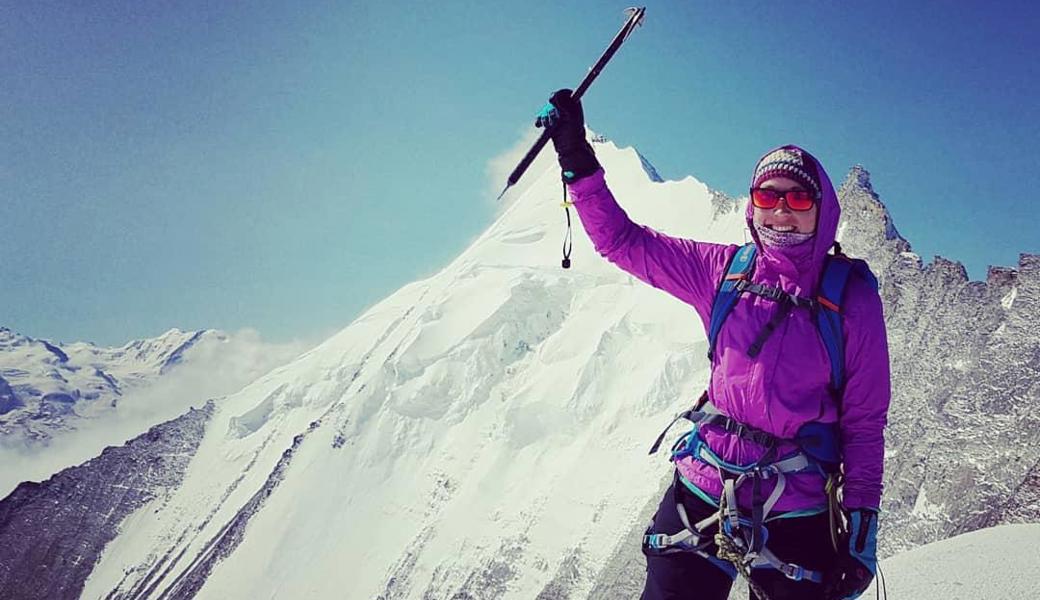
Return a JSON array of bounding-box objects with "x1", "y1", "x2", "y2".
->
[{"x1": 752, "y1": 146, "x2": 821, "y2": 197}]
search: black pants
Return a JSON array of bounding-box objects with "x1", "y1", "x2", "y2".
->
[{"x1": 641, "y1": 478, "x2": 838, "y2": 600}]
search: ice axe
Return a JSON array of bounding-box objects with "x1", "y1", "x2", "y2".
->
[{"x1": 496, "y1": 6, "x2": 646, "y2": 201}]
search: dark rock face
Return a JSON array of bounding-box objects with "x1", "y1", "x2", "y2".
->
[
  {"x1": 834, "y1": 165, "x2": 912, "y2": 277},
  {"x1": 0, "y1": 402, "x2": 214, "y2": 600},
  {"x1": 836, "y1": 168, "x2": 1040, "y2": 556},
  {"x1": 42, "y1": 341, "x2": 70, "y2": 364},
  {"x1": 709, "y1": 189, "x2": 742, "y2": 220},
  {"x1": 636, "y1": 151, "x2": 664, "y2": 183}
]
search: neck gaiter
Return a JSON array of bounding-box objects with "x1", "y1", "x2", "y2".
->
[{"x1": 754, "y1": 222, "x2": 815, "y2": 248}]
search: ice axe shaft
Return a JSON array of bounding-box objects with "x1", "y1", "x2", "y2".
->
[{"x1": 497, "y1": 7, "x2": 646, "y2": 200}]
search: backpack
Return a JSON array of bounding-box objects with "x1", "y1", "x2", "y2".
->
[
  {"x1": 646, "y1": 241, "x2": 879, "y2": 463},
  {"x1": 707, "y1": 241, "x2": 878, "y2": 393}
]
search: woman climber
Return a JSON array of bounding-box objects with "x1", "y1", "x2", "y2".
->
[{"x1": 536, "y1": 89, "x2": 891, "y2": 600}]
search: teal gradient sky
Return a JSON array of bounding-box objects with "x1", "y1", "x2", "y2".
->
[{"x1": 3, "y1": 1, "x2": 1038, "y2": 346}]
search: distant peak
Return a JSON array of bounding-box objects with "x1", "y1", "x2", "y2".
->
[
  {"x1": 986, "y1": 265, "x2": 1017, "y2": 288},
  {"x1": 845, "y1": 165, "x2": 874, "y2": 193},
  {"x1": 148, "y1": 328, "x2": 213, "y2": 343},
  {"x1": 585, "y1": 127, "x2": 609, "y2": 144},
  {"x1": 929, "y1": 255, "x2": 970, "y2": 282},
  {"x1": 833, "y1": 163, "x2": 914, "y2": 263}
]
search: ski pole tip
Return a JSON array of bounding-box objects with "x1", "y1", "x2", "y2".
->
[{"x1": 496, "y1": 184, "x2": 510, "y2": 202}]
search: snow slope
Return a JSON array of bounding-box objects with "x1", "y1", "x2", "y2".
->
[{"x1": 863, "y1": 524, "x2": 1040, "y2": 599}]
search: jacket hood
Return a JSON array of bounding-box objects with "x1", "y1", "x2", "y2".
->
[{"x1": 745, "y1": 144, "x2": 839, "y2": 296}]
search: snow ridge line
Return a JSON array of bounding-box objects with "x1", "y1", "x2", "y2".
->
[
  {"x1": 152, "y1": 421, "x2": 322, "y2": 600},
  {"x1": 105, "y1": 426, "x2": 284, "y2": 600},
  {"x1": 158, "y1": 331, "x2": 207, "y2": 375}
]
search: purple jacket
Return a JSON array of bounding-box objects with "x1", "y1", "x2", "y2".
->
[{"x1": 567, "y1": 147, "x2": 890, "y2": 511}]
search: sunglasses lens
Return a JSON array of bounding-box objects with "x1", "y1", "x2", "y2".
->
[
  {"x1": 752, "y1": 189, "x2": 816, "y2": 211},
  {"x1": 786, "y1": 191, "x2": 815, "y2": 211},
  {"x1": 751, "y1": 189, "x2": 780, "y2": 209}
]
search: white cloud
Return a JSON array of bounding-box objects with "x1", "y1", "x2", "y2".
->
[{"x1": 484, "y1": 125, "x2": 560, "y2": 216}]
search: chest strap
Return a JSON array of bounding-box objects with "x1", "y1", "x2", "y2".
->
[{"x1": 733, "y1": 279, "x2": 818, "y2": 359}]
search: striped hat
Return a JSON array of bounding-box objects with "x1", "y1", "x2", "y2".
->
[{"x1": 752, "y1": 146, "x2": 821, "y2": 197}]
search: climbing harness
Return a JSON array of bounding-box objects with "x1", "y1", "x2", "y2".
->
[{"x1": 644, "y1": 398, "x2": 836, "y2": 593}]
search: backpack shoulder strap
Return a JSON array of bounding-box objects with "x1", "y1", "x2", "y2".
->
[
  {"x1": 816, "y1": 249, "x2": 879, "y2": 392},
  {"x1": 707, "y1": 243, "x2": 756, "y2": 361}
]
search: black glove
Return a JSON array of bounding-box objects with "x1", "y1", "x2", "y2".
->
[
  {"x1": 534, "y1": 88, "x2": 601, "y2": 182},
  {"x1": 824, "y1": 508, "x2": 878, "y2": 600}
]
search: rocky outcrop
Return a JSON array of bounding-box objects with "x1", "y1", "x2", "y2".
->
[
  {"x1": 836, "y1": 168, "x2": 1040, "y2": 556},
  {"x1": 0, "y1": 402, "x2": 214, "y2": 600}
]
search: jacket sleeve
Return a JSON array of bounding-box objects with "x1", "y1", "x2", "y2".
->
[
  {"x1": 838, "y1": 275, "x2": 892, "y2": 511},
  {"x1": 566, "y1": 168, "x2": 735, "y2": 325}
]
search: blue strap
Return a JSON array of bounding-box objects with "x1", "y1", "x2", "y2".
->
[
  {"x1": 816, "y1": 252, "x2": 880, "y2": 392},
  {"x1": 707, "y1": 244, "x2": 756, "y2": 361},
  {"x1": 816, "y1": 255, "x2": 852, "y2": 391}
]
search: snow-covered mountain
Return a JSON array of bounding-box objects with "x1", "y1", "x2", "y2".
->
[
  {"x1": 0, "y1": 136, "x2": 1036, "y2": 599},
  {"x1": 0, "y1": 327, "x2": 225, "y2": 444},
  {"x1": 0, "y1": 327, "x2": 307, "y2": 498}
]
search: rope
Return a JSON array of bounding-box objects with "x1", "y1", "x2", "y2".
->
[
  {"x1": 714, "y1": 493, "x2": 776, "y2": 600},
  {"x1": 714, "y1": 532, "x2": 774, "y2": 600}
]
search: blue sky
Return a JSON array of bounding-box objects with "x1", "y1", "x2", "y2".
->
[{"x1": 3, "y1": 1, "x2": 1037, "y2": 346}]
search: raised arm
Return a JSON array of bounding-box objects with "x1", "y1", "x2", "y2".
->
[
  {"x1": 567, "y1": 168, "x2": 734, "y2": 324},
  {"x1": 535, "y1": 89, "x2": 733, "y2": 323}
]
